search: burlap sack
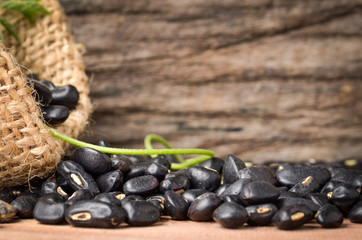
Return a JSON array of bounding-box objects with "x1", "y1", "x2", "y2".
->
[{"x1": 0, "y1": 0, "x2": 92, "y2": 189}]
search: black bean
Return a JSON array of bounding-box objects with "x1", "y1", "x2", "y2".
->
[
  {"x1": 187, "y1": 166, "x2": 221, "y2": 192},
  {"x1": 147, "y1": 199, "x2": 165, "y2": 214},
  {"x1": 315, "y1": 204, "x2": 344, "y2": 228},
  {"x1": 94, "y1": 193, "x2": 123, "y2": 207},
  {"x1": 123, "y1": 162, "x2": 150, "y2": 181},
  {"x1": 160, "y1": 173, "x2": 190, "y2": 193},
  {"x1": 213, "y1": 202, "x2": 248, "y2": 228},
  {"x1": 120, "y1": 195, "x2": 144, "y2": 206},
  {"x1": 320, "y1": 180, "x2": 345, "y2": 194},
  {"x1": 289, "y1": 175, "x2": 322, "y2": 197},
  {"x1": 329, "y1": 184, "x2": 360, "y2": 215},
  {"x1": 125, "y1": 155, "x2": 151, "y2": 164},
  {"x1": 57, "y1": 161, "x2": 100, "y2": 196},
  {"x1": 352, "y1": 175, "x2": 362, "y2": 191},
  {"x1": 304, "y1": 193, "x2": 330, "y2": 208},
  {"x1": 95, "y1": 139, "x2": 112, "y2": 148},
  {"x1": 164, "y1": 190, "x2": 189, "y2": 220},
  {"x1": 276, "y1": 165, "x2": 331, "y2": 188},
  {"x1": 96, "y1": 170, "x2": 123, "y2": 193},
  {"x1": 151, "y1": 155, "x2": 171, "y2": 169},
  {"x1": 0, "y1": 200, "x2": 17, "y2": 223},
  {"x1": 112, "y1": 156, "x2": 134, "y2": 173},
  {"x1": 26, "y1": 73, "x2": 39, "y2": 80},
  {"x1": 40, "y1": 181, "x2": 68, "y2": 198},
  {"x1": 331, "y1": 170, "x2": 362, "y2": 185},
  {"x1": 71, "y1": 147, "x2": 112, "y2": 176},
  {"x1": 145, "y1": 163, "x2": 169, "y2": 181},
  {"x1": 348, "y1": 199, "x2": 362, "y2": 223},
  {"x1": 182, "y1": 189, "x2": 209, "y2": 204},
  {"x1": 278, "y1": 191, "x2": 301, "y2": 199},
  {"x1": 222, "y1": 195, "x2": 248, "y2": 206},
  {"x1": 51, "y1": 84, "x2": 79, "y2": 110},
  {"x1": 238, "y1": 165, "x2": 277, "y2": 186},
  {"x1": 272, "y1": 204, "x2": 313, "y2": 230},
  {"x1": 33, "y1": 193, "x2": 66, "y2": 224},
  {"x1": 27, "y1": 79, "x2": 52, "y2": 105},
  {"x1": 198, "y1": 157, "x2": 224, "y2": 174},
  {"x1": 65, "y1": 200, "x2": 125, "y2": 228},
  {"x1": 11, "y1": 194, "x2": 38, "y2": 218},
  {"x1": 122, "y1": 200, "x2": 161, "y2": 226},
  {"x1": 41, "y1": 105, "x2": 69, "y2": 125},
  {"x1": 241, "y1": 181, "x2": 280, "y2": 205},
  {"x1": 65, "y1": 189, "x2": 94, "y2": 208},
  {"x1": 123, "y1": 175, "x2": 159, "y2": 196},
  {"x1": 245, "y1": 203, "x2": 278, "y2": 226},
  {"x1": 214, "y1": 184, "x2": 230, "y2": 196},
  {"x1": 187, "y1": 192, "x2": 223, "y2": 221},
  {"x1": 222, "y1": 154, "x2": 246, "y2": 184},
  {"x1": 39, "y1": 79, "x2": 56, "y2": 90},
  {"x1": 276, "y1": 198, "x2": 320, "y2": 213},
  {"x1": 220, "y1": 179, "x2": 252, "y2": 197},
  {"x1": 0, "y1": 188, "x2": 15, "y2": 203}
]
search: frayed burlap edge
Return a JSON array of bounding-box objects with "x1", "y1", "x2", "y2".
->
[{"x1": 0, "y1": 0, "x2": 92, "y2": 189}]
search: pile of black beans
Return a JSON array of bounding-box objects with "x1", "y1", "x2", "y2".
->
[
  {"x1": 0, "y1": 148, "x2": 361, "y2": 229},
  {"x1": 26, "y1": 73, "x2": 79, "y2": 125}
]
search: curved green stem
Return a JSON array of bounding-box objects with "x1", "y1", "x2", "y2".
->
[
  {"x1": 45, "y1": 126, "x2": 215, "y2": 170},
  {"x1": 144, "y1": 134, "x2": 184, "y2": 163}
]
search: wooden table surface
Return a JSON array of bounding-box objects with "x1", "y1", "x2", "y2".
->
[{"x1": 1, "y1": 218, "x2": 361, "y2": 240}]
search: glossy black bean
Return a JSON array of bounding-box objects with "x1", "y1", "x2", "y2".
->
[
  {"x1": 55, "y1": 174, "x2": 74, "y2": 195},
  {"x1": 71, "y1": 147, "x2": 112, "y2": 176},
  {"x1": 241, "y1": 181, "x2": 280, "y2": 205},
  {"x1": 33, "y1": 193, "x2": 66, "y2": 224},
  {"x1": 238, "y1": 165, "x2": 277, "y2": 186},
  {"x1": 65, "y1": 189, "x2": 94, "y2": 208},
  {"x1": 40, "y1": 181, "x2": 68, "y2": 198},
  {"x1": 39, "y1": 79, "x2": 56, "y2": 90},
  {"x1": 112, "y1": 156, "x2": 134, "y2": 173},
  {"x1": 214, "y1": 184, "x2": 230, "y2": 196},
  {"x1": 164, "y1": 190, "x2": 189, "y2": 220},
  {"x1": 0, "y1": 188, "x2": 15, "y2": 203},
  {"x1": 41, "y1": 105, "x2": 69, "y2": 124},
  {"x1": 96, "y1": 170, "x2": 123, "y2": 193},
  {"x1": 182, "y1": 189, "x2": 209, "y2": 204},
  {"x1": 27, "y1": 79, "x2": 52, "y2": 105},
  {"x1": 151, "y1": 155, "x2": 171, "y2": 169},
  {"x1": 245, "y1": 203, "x2": 278, "y2": 226},
  {"x1": 145, "y1": 163, "x2": 169, "y2": 181},
  {"x1": 11, "y1": 194, "x2": 38, "y2": 218},
  {"x1": 222, "y1": 154, "x2": 246, "y2": 184},
  {"x1": 123, "y1": 162, "x2": 150, "y2": 180},
  {"x1": 123, "y1": 175, "x2": 159, "y2": 196},
  {"x1": 0, "y1": 200, "x2": 17, "y2": 223},
  {"x1": 120, "y1": 195, "x2": 144, "y2": 206},
  {"x1": 331, "y1": 170, "x2": 362, "y2": 185},
  {"x1": 320, "y1": 180, "x2": 345, "y2": 194},
  {"x1": 278, "y1": 191, "x2": 301, "y2": 199},
  {"x1": 315, "y1": 204, "x2": 344, "y2": 228},
  {"x1": 65, "y1": 200, "x2": 125, "y2": 228},
  {"x1": 352, "y1": 175, "x2": 362, "y2": 191},
  {"x1": 272, "y1": 204, "x2": 313, "y2": 230},
  {"x1": 305, "y1": 193, "x2": 330, "y2": 208},
  {"x1": 96, "y1": 139, "x2": 112, "y2": 148},
  {"x1": 276, "y1": 198, "x2": 320, "y2": 213},
  {"x1": 187, "y1": 192, "x2": 223, "y2": 221},
  {"x1": 51, "y1": 84, "x2": 79, "y2": 110},
  {"x1": 57, "y1": 161, "x2": 100, "y2": 196},
  {"x1": 125, "y1": 155, "x2": 151, "y2": 164},
  {"x1": 187, "y1": 166, "x2": 221, "y2": 192},
  {"x1": 94, "y1": 193, "x2": 123, "y2": 207},
  {"x1": 160, "y1": 173, "x2": 190, "y2": 193},
  {"x1": 198, "y1": 157, "x2": 224, "y2": 174},
  {"x1": 222, "y1": 195, "x2": 248, "y2": 206},
  {"x1": 276, "y1": 165, "x2": 331, "y2": 188},
  {"x1": 348, "y1": 199, "x2": 362, "y2": 223},
  {"x1": 330, "y1": 184, "x2": 359, "y2": 214},
  {"x1": 147, "y1": 194, "x2": 166, "y2": 205},
  {"x1": 289, "y1": 175, "x2": 321, "y2": 197},
  {"x1": 147, "y1": 199, "x2": 165, "y2": 214},
  {"x1": 26, "y1": 73, "x2": 39, "y2": 80},
  {"x1": 213, "y1": 202, "x2": 248, "y2": 228},
  {"x1": 220, "y1": 179, "x2": 252, "y2": 197},
  {"x1": 122, "y1": 200, "x2": 161, "y2": 226}
]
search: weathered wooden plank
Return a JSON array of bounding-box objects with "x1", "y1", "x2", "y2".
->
[{"x1": 57, "y1": 0, "x2": 362, "y2": 163}]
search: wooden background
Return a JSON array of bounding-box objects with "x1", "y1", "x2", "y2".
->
[{"x1": 58, "y1": 0, "x2": 362, "y2": 163}]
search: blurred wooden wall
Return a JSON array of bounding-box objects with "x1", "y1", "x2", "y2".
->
[{"x1": 59, "y1": 0, "x2": 362, "y2": 163}]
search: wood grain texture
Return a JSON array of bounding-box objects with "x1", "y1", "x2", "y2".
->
[
  {"x1": 0, "y1": 218, "x2": 361, "y2": 240},
  {"x1": 58, "y1": 0, "x2": 362, "y2": 163}
]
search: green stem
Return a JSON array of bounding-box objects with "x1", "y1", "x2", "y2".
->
[
  {"x1": 45, "y1": 126, "x2": 215, "y2": 170},
  {"x1": 144, "y1": 134, "x2": 184, "y2": 163}
]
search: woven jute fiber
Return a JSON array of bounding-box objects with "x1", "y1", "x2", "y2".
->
[{"x1": 0, "y1": 0, "x2": 92, "y2": 189}]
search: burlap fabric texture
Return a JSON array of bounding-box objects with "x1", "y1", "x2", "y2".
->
[{"x1": 0, "y1": 0, "x2": 92, "y2": 189}]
